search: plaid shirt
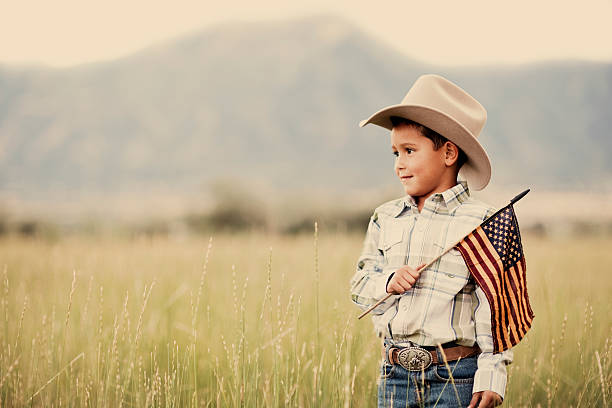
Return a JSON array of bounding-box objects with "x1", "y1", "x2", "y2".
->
[{"x1": 349, "y1": 180, "x2": 513, "y2": 398}]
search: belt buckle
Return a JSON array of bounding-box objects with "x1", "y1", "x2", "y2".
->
[{"x1": 397, "y1": 346, "x2": 433, "y2": 371}]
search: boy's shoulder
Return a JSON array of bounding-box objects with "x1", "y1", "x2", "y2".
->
[{"x1": 454, "y1": 196, "x2": 497, "y2": 220}]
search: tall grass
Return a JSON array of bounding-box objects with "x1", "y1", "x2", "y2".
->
[{"x1": 0, "y1": 231, "x2": 609, "y2": 407}]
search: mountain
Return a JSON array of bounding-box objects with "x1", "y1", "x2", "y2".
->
[{"x1": 0, "y1": 13, "x2": 610, "y2": 207}]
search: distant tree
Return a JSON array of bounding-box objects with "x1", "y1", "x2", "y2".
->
[{"x1": 206, "y1": 177, "x2": 268, "y2": 232}]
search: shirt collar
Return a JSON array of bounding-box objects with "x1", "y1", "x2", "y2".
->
[{"x1": 393, "y1": 180, "x2": 471, "y2": 217}]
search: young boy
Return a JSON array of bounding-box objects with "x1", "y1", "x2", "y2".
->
[{"x1": 349, "y1": 74, "x2": 511, "y2": 408}]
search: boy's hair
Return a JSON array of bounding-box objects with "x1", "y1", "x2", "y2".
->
[{"x1": 390, "y1": 115, "x2": 468, "y2": 170}]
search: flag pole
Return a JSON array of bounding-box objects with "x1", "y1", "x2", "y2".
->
[{"x1": 357, "y1": 188, "x2": 530, "y2": 320}]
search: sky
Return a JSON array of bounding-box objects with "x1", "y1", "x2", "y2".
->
[{"x1": 1, "y1": 0, "x2": 611, "y2": 68}]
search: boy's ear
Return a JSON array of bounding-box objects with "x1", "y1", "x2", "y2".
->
[{"x1": 444, "y1": 142, "x2": 460, "y2": 167}]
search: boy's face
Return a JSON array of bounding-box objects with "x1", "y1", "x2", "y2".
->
[{"x1": 391, "y1": 124, "x2": 456, "y2": 199}]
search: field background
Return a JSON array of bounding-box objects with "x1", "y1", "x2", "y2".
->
[
  {"x1": 1, "y1": 5, "x2": 611, "y2": 407},
  {"x1": 1, "y1": 230, "x2": 610, "y2": 407}
]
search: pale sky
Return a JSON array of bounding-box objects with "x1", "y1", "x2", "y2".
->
[{"x1": 1, "y1": 0, "x2": 611, "y2": 68}]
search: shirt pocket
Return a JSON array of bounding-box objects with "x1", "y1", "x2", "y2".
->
[
  {"x1": 432, "y1": 241, "x2": 471, "y2": 293},
  {"x1": 447, "y1": 247, "x2": 465, "y2": 260},
  {"x1": 433, "y1": 240, "x2": 463, "y2": 259},
  {"x1": 378, "y1": 225, "x2": 405, "y2": 261}
]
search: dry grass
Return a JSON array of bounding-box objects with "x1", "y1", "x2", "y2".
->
[{"x1": 0, "y1": 230, "x2": 610, "y2": 407}]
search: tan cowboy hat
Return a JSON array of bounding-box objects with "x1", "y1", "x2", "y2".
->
[{"x1": 358, "y1": 74, "x2": 492, "y2": 191}]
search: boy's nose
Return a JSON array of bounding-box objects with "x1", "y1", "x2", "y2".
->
[{"x1": 395, "y1": 156, "x2": 407, "y2": 170}]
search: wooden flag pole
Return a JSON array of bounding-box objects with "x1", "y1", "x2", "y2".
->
[{"x1": 357, "y1": 188, "x2": 530, "y2": 320}]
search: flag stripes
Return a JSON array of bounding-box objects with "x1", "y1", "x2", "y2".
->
[{"x1": 455, "y1": 204, "x2": 534, "y2": 353}]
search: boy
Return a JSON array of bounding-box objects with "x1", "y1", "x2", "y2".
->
[{"x1": 349, "y1": 74, "x2": 511, "y2": 408}]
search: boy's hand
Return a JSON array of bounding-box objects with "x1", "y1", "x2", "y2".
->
[
  {"x1": 386, "y1": 263, "x2": 427, "y2": 294},
  {"x1": 468, "y1": 391, "x2": 502, "y2": 407}
]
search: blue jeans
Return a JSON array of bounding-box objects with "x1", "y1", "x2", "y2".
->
[{"x1": 377, "y1": 340, "x2": 477, "y2": 408}]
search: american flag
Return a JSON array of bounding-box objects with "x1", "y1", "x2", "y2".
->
[{"x1": 455, "y1": 203, "x2": 534, "y2": 353}]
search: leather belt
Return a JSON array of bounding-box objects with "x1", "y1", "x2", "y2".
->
[{"x1": 383, "y1": 343, "x2": 480, "y2": 371}]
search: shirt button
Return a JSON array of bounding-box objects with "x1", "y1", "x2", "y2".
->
[{"x1": 447, "y1": 273, "x2": 455, "y2": 278}]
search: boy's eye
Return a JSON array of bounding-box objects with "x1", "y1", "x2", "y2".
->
[{"x1": 392, "y1": 148, "x2": 413, "y2": 157}]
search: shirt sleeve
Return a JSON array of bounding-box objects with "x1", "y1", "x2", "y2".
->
[
  {"x1": 349, "y1": 211, "x2": 400, "y2": 315},
  {"x1": 472, "y1": 279, "x2": 513, "y2": 399}
]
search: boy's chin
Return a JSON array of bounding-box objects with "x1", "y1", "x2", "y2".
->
[
  {"x1": 402, "y1": 186, "x2": 427, "y2": 200},
  {"x1": 401, "y1": 185, "x2": 418, "y2": 196},
  {"x1": 403, "y1": 190, "x2": 419, "y2": 198}
]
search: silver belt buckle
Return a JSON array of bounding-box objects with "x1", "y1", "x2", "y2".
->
[{"x1": 397, "y1": 346, "x2": 433, "y2": 371}]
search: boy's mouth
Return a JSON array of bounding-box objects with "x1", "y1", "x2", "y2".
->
[{"x1": 400, "y1": 175, "x2": 413, "y2": 181}]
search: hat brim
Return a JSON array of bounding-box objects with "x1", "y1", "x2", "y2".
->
[{"x1": 359, "y1": 104, "x2": 491, "y2": 191}]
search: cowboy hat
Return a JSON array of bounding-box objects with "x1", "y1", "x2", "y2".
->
[{"x1": 358, "y1": 74, "x2": 492, "y2": 191}]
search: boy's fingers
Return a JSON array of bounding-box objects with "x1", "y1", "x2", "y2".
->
[
  {"x1": 412, "y1": 263, "x2": 427, "y2": 277},
  {"x1": 389, "y1": 266, "x2": 426, "y2": 293},
  {"x1": 398, "y1": 270, "x2": 415, "y2": 282},
  {"x1": 468, "y1": 392, "x2": 481, "y2": 408},
  {"x1": 479, "y1": 391, "x2": 502, "y2": 407},
  {"x1": 399, "y1": 275, "x2": 415, "y2": 288},
  {"x1": 393, "y1": 277, "x2": 407, "y2": 292},
  {"x1": 396, "y1": 283, "x2": 409, "y2": 294},
  {"x1": 401, "y1": 269, "x2": 418, "y2": 283},
  {"x1": 389, "y1": 273, "x2": 415, "y2": 293},
  {"x1": 407, "y1": 268, "x2": 422, "y2": 279},
  {"x1": 389, "y1": 280, "x2": 405, "y2": 294},
  {"x1": 477, "y1": 393, "x2": 492, "y2": 408}
]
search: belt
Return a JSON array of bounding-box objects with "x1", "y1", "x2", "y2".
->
[{"x1": 383, "y1": 342, "x2": 480, "y2": 372}]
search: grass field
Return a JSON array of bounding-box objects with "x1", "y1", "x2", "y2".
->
[{"x1": 0, "y1": 229, "x2": 610, "y2": 407}]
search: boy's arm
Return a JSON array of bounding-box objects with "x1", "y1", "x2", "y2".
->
[
  {"x1": 472, "y1": 282, "x2": 513, "y2": 400},
  {"x1": 349, "y1": 211, "x2": 400, "y2": 315}
]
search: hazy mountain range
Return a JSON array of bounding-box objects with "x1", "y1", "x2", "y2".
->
[{"x1": 1, "y1": 14, "x2": 611, "y2": 210}]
